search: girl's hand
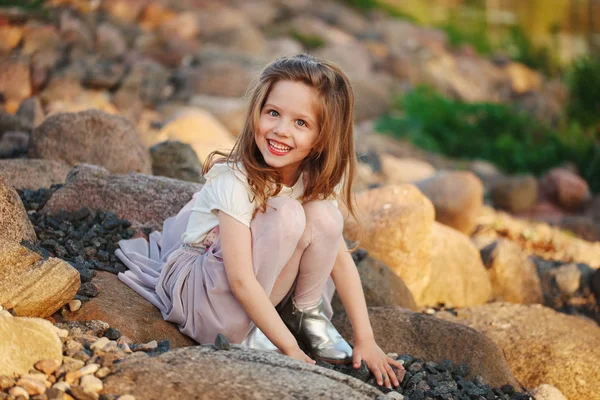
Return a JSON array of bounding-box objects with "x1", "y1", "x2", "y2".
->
[
  {"x1": 352, "y1": 339, "x2": 405, "y2": 389},
  {"x1": 284, "y1": 345, "x2": 317, "y2": 365}
]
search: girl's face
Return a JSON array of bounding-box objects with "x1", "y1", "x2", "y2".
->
[{"x1": 255, "y1": 80, "x2": 320, "y2": 187}]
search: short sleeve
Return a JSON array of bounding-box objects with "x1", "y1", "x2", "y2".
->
[{"x1": 205, "y1": 164, "x2": 255, "y2": 227}]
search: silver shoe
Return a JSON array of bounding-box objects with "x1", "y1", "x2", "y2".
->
[
  {"x1": 277, "y1": 296, "x2": 353, "y2": 364},
  {"x1": 240, "y1": 323, "x2": 280, "y2": 352}
]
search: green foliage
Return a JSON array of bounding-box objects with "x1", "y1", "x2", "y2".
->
[
  {"x1": 290, "y1": 30, "x2": 325, "y2": 51},
  {"x1": 0, "y1": 0, "x2": 46, "y2": 10},
  {"x1": 341, "y1": 0, "x2": 416, "y2": 21},
  {"x1": 376, "y1": 86, "x2": 600, "y2": 192},
  {"x1": 438, "y1": 21, "x2": 493, "y2": 55},
  {"x1": 566, "y1": 56, "x2": 600, "y2": 132},
  {"x1": 503, "y1": 26, "x2": 556, "y2": 76}
]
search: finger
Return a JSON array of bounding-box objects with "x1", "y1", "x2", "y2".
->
[
  {"x1": 353, "y1": 353, "x2": 362, "y2": 369},
  {"x1": 381, "y1": 364, "x2": 392, "y2": 388},
  {"x1": 384, "y1": 363, "x2": 398, "y2": 387},
  {"x1": 388, "y1": 357, "x2": 405, "y2": 371},
  {"x1": 372, "y1": 366, "x2": 384, "y2": 386}
]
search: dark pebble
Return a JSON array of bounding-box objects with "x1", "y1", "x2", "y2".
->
[
  {"x1": 103, "y1": 327, "x2": 121, "y2": 340},
  {"x1": 78, "y1": 282, "x2": 99, "y2": 297},
  {"x1": 214, "y1": 333, "x2": 230, "y2": 350}
]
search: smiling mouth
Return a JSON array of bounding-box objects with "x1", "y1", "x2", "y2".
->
[{"x1": 268, "y1": 140, "x2": 292, "y2": 153}]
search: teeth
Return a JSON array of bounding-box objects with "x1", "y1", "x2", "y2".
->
[{"x1": 269, "y1": 140, "x2": 291, "y2": 151}]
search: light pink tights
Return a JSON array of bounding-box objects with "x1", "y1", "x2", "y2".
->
[{"x1": 250, "y1": 197, "x2": 343, "y2": 311}]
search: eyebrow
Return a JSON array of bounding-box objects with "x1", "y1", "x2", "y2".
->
[{"x1": 263, "y1": 103, "x2": 316, "y2": 126}]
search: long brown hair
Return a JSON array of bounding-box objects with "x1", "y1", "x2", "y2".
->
[{"x1": 203, "y1": 54, "x2": 360, "y2": 230}]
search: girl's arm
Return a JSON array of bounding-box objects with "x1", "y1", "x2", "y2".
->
[
  {"x1": 330, "y1": 239, "x2": 405, "y2": 388},
  {"x1": 218, "y1": 212, "x2": 312, "y2": 361}
]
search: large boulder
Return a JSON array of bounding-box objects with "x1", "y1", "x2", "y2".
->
[
  {"x1": 343, "y1": 185, "x2": 435, "y2": 301},
  {"x1": 0, "y1": 159, "x2": 72, "y2": 189},
  {"x1": 101, "y1": 345, "x2": 383, "y2": 400},
  {"x1": 0, "y1": 176, "x2": 36, "y2": 244},
  {"x1": 415, "y1": 171, "x2": 483, "y2": 234},
  {"x1": 418, "y1": 223, "x2": 492, "y2": 307},
  {"x1": 436, "y1": 303, "x2": 600, "y2": 399},
  {"x1": 332, "y1": 307, "x2": 520, "y2": 389},
  {"x1": 539, "y1": 167, "x2": 591, "y2": 210},
  {"x1": 0, "y1": 239, "x2": 80, "y2": 318},
  {"x1": 331, "y1": 252, "x2": 418, "y2": 314},
  {"x1": 479, "y1": 239, "x2": 543, "y2": 304},
  {"x1": 0, "y1": 312, "x2": 63, "y2": 376},
  {"x1": 42, "y1": 164, "x2": 203, "y2": 230},
  {"x1": 489, "y1": 175, "x2": 538, "y2": 213},
  {"x1": 63, "y1": 271, "x2": 195, "y2": 348},
  {"x1": 28, "y1": 109, "x2": 152, "y2": 174},
  {"x1": 150, "y1": 140, "x2": 204, "y2": 183},
  {"x1": 380, "y1": 155, "x2": 436, "y2": 185},
  {"x1": 157, "y1": 108, "x2": 237, "y2": 164}
]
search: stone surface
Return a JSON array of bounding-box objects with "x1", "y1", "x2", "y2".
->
[
  {"x1": 529, "y1": 384, "x2": 567, "y2": 400},
  {"x1": 415, "y1": 171, "x2": 483, "y2": 234},
  {"x1": 0, "y1": 175, "x2": 36, "y2": 243},
  {"x1": 63, "y1": 271, "x2": 195, "y2": 348},
  {"x1": 343, "y1": 185, "x2": 434, "y2": 301},
  {"x1": 479, "y1": 239, "x2": 543, "y2": 304},
  {"x1": 331, "y1": 253, "x2": 418, "y2": 315},
  {"x1": 0, "y1": 159, "x2": 72, "y2": 189},
  {"x1": 29, "y1": 109, "x2": 151, "y2": 174},
  {"x1": 0, "y1": 57, "x2": 31, "y2": 113},
  {"x1": 0, "y1": 314, "x2": 63, "y2": 376},
  {"x1": 539, "y1": 167, "x2": 591, "y2": 210},
  {"x1": 0, "y1": 239, "x2": 80, "y2": 318},
  {"x1": 332, "y1": 307, "x2": 520, "y2": 389},
  {"x1": 419, "y1": 223, "x2": 492, "y2": 307},
  {"x1": 157, "y1": 108, "x2": 236, "y2": 164},
  {"x1": 150, "y1": 140, "x2": 204, "y2": 183},
  {"x1": 42, "y1": 164, "x2": 203, "y2": 231},
  {"x1": 102, "y1": 345, "x2": 383, "y2": 399},
  {"x1": 436, "y1": 303, "x2": 600, "y2": 400},
  {"x1": 489, "y1": 175, "x2": 538, "y2": 213},
  {"x1": 380, "y1": 155, "x2": 436, "y2": 184}
]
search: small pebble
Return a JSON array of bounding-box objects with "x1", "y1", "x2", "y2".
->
[
  {"x1": 69, "y1": 385, "x2": 99, "y2": 400},
  {"x1": 94, "y1": 367, "x2": 111, "y2": 379},
  {"x1": 9, "y1": 386, "x2": 30, "y2": 399},
  {"x1": 16, "y1": 377, "x2": 47, "y2": 395},
  {"x1": 214, "y1": 333, "x2": 230, "y2": 350},
  {"x1": 424, "y1": 308, "x2": 436, "y2": 315},
  {"x1": 56, "y1": 329, "x2": 69, "y2": 338},
  {"x1": 117, "y1": 396, "x2": 136, "y2": 400},
  {"x1": 120, "y1": 343, "x2": 132, "y2": 353},
  {"x1": 51, "y1": 382, "x2": 70, "y2": 392},
  {"x1": 90, "y1": 337, "x2": 110, "y2": 351},
  {"x1": 35, "y1": 360, "x2": 62, "y2": 375},
  {"x1": 0, "y1": 376, "x2": 15, "y2": 390},
  {"x1": 79, "y1": 364, "x2": 100, "y2": 376},
  {"x1": 79, "y1": 375, "x2": 103, "y2": 393},
  {"x1": 68, "y1": 300, "x2": 82, "y2": 312}
]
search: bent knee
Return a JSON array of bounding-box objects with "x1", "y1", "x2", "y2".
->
[
  {"x1": 267, "y1": 197, "x2": 306, "y2": 237},
  {"x1": 303, "y1": 200, "x2": 343, "y2": 239}
]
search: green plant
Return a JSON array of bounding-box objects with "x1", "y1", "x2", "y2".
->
[
  {"x1": 376, "y1": 86, "x2": 600, "y2": 192},
  {"x1": 341, "y1": 0, "x2": 416, "y2": 21},
  {"x1": 503, "y1": 26, "x2": 556, "y2": 76},
  {"x1": 0, "y1": 0, "x2": 46, "y2": 10},
  {"x1": 566, "y1": 56, "x2": 600, "y2": 133},
  {"x1": 290, "y1": 30, "x2": 325, "y2": 51}
]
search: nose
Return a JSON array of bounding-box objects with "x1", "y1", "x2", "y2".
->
[{"x1": 274, "y1": 120, "x2": 291, "y2": 137}]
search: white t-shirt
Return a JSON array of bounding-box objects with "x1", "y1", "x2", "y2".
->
[{"x1": 181, "y1": 162, "x2": 340, "y2": 245}]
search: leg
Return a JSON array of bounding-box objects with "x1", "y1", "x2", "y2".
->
[
  {"x1": 293, "y1": 200, "x2": 343, "y2": 310},
  {"x1": 250, "y1": 197, "x2": 305, "y2": 303}
]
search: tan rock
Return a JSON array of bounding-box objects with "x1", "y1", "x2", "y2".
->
[
  {"x1": 419, "y1": 223, "x2": 492, "y2": 307},
  {"x1": 157, "y1": 109, "x2": 236, "y2": 164},
  {"x1": 504, "y1": 62, "x2": 542, "y2": 94},
  {"x1": 0, "y1": 314, "x2": 62, "y2": 376},
  {"x1": 0, "y1": 176, "x2": 36, "y2": 244},
  {"x1": 489, "y1": 174, "x2": 538, "y2": 213},
  {"x1": 351, "y1": 75, "x2": 394, "y2": 122},
  {"x1": 479, "y1": 239, "x2": 543, "y2": 304},
  {"x1": 344, "y1": 185, "x2": 434, "y2": 300},
  {"x1": 0, "y1": 239, "x2": 80, "y2": 318},
  {"x1": 529, "y1": 384, "x2": 567, "y2": 400},
  {"x1": 0, "y1": 159, "x2": 72, "y2": 189},
  {"x1": 331, "y1": 253, "x2": 418, "y2": 314},
  {"x1": 63, "y1": 272, "x2": 195, "y2": 348},
  {"x1": 188, "y1": 96, "x2": 248, "y2": 137},
  {"x1": 332, "y1": 307, "x2": 520, "y2": 388},
  {"x1": 99, "y1": 0, "x2": 149, "y2": 23},
  {"x1": 29, "y1": 109, "x2": 151, "y2": 174},
  {"x1": 138, "y1": 2, "x2": 177, "y2": 32},
  {"x1": 0, "y1": 57, "x2": 31, "y2": 114},
  {"x1": 437, "y1": 302, "x2": 600, "y2": 400},
  {"x1": 380, "y1": 155, "x2": 435, "y2": 184},
  {"x1": 0, "y1": 24, "x2": 24, "y2": 52},
  {"x1": 416, "y1": 171, "x2": 483, "y2": 234}
]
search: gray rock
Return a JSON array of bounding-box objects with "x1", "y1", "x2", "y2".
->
[{"x1": 150, "y1": 140, "x2": 204, "y2": 183}]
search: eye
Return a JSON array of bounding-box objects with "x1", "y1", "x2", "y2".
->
[
  {"x1": 267, "y1": 109, "x2": 279, "y2": 117},
  {"x1": 296, "y1": 119, "x2": 307, "y2": 128}
]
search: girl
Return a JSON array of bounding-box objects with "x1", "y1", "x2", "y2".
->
[{"x1": 116, "y1": 54, "x2": 404, "y2": 389}]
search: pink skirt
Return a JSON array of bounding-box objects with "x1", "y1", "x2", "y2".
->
[{"x1": 115, "y1": 193, "x2": 336, "y2": 345}]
